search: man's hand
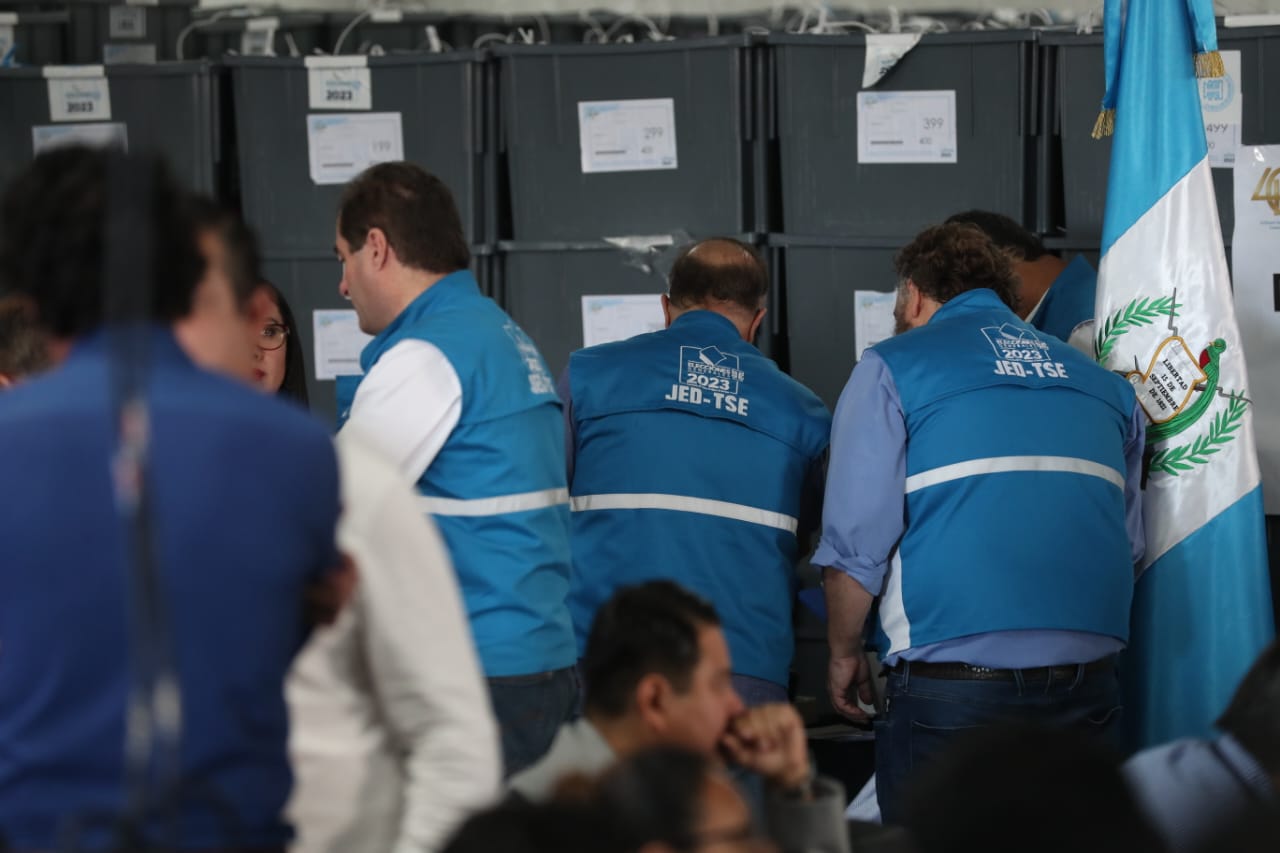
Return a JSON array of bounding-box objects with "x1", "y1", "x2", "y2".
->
[
  {"x1": 828, "y1": 653, "x2": 875, "y2": 723},
  {"x1": 719, "y1": 703, "x2": 811, "y2": 791},
  {"x1": 305, "y1": 552, "x2": 357, "y2": 627}
]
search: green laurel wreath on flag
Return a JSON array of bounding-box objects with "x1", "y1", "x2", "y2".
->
[
  {"x1": 1094, "y1": 296, "x2": 1182, "y2": 365},
  {"x1": 1148, "y1": 394, "x2": 1249, "y2": 476}
]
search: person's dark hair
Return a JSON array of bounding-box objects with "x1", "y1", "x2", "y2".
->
[
  {"x1": 895, "y1": 223, "x2": 1018, "y2": 310},
  {"x1": 582, "y1": 581, "x2": 722, "y2": 719},
  {"x1": 337, "y1": 162, "x2": 470, "y2": 275},
  {"x1": 1217, "y1": 640, "x2": 1280, "y2": 775},
  {"x1": 442, "y1": 796, "x2": 624, "y2": 853},
  {"x1": 945, "y1": 210, "x2": 1047, "y2": 262},
  {"x1": 0, "y1": 146, "x2": 205, "y2": 338},
  {"x1": 0, "y1": 297, "x2": 51, "y2": 381},
  {"x1": 594, "y1": 747, "x2": 719, "y2": 853},
  {"x1": 187, "y1": 196, "x2": 263, "y2": 308},
  {"x1": 259, "y1": 281, "x2": 309, "y2": 407},
  {"x1": 668, "y1": 238, "x2": 769, "y2": 315},
  {"x1": 905, "y1": 725, "x2": 1166, "y2": 853}
]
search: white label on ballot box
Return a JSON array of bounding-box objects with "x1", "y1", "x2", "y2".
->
[
  {"x1": 854, "y1": 290, "x2": 897, "y2": 358},
  {"x1": 0, "y1": 23, "x2": 14, "y2": 66},
  {"x1": 313, "y1": 310, "x2": 374, "y2": 381},
  {"x1": 307, "y1": 112, "x2": 403, "y2": 186},
  {"x1": 32, "y1": 121, "x2": 128, "y2": 155},
  {"x1": 581, "y1": 294, "x2": 665, "y2": 347},
  {"x1": 857, "y1": 90, "x2": 957, "y2": 165},
  {"x1": 44, "y1": 66, "x2": 112, "y2": 122},
  {"x1": 1200, "y1": 50, "x2": 1242, "y2": 168},
  {"x1": 306, "y1": 56, "x2": 372, "y2": 111},
  {"x1": 578, "y1": 98, "x2": 678, "y2": 174},
  {"x1": 108, "y1": 5, "x2": 146, "y2": 39}
]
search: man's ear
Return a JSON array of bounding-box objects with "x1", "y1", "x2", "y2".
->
[
  {"x1": 661, "y1": 294, "x2": 674, "y2": 328},
  {"x1": 0, "y1": 373, "x2": 13, "y2": 390},
  {"x1": 904, "y1": 280, "x2": 925, "y2": 325},
  {"x1": 366, "y1": 227, "x2": 391, "y2": 270},
  {"x1": 747, "y1": 307, "x2": 766, "y2": 343},
  {"x1": 634, "y1": 672, "x2": 673, "y2": 733}
]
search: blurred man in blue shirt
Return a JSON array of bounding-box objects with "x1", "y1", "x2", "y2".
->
[
  {"x1": 816, "y1": 223, "x2": 1145, "y2": 823},
  {"x1": 0, "y1": 148, "x2": 343, "y2": 851}
]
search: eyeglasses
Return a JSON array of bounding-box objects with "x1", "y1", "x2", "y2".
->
[{"x1": 258, "y1": 323, "x2": 290, "y2": 351}]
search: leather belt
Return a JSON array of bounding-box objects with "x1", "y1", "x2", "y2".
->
[{"x1": 892, "y1": 655, "x2": 1117, "y2": 682}]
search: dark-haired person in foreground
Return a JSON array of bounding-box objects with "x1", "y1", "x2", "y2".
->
[
  {"x1": 1124, "y1": 640, "x2": 1280, "y2": 851},
  {"x1": 816, "y1": 223, "x2": 1146, "y2": 823},
  {"x1": 0, "y1": 149, "x2": 343, "y2": 851},
  {"x1": 561, "y1": 238, "x2": 830, "y2": 705},
  {"x1": 333, "y1": 162, "x2": 576, "y2": 775},
  {"x1": 510, "y1": 581, "x2": 849, "y2": 853},
  {"x1": 946, "y1": 209, "x2": 1097, "y2": 352}
]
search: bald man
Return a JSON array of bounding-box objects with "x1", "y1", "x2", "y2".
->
[{"x1": 558, "y1": 238, "x2": 831, "y2": 705}]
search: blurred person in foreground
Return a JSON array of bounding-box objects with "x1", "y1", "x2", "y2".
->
[
  {"x1": 0, "y1": 148, "x2": 343, "y2": 851},
  {"x1": 510, "y1": 581, "x2": 849, "y2": 853},
  {"x1": 0, "y1": 296, "x2": 51, "y2": 388}
]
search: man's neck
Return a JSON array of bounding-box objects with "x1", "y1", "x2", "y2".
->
[
  {"x1": 1015, "y1": 255, "x2": 1070, "y2": 320},
  {"x1": 668, "y1": 303, "x2": 752, "y2": 341},
  {"x1": 587, "y1": 712, "x2": 655, "y2": 759},
  {"x1": 383, "y1": 269, "x2": 452, "y2": 327}
]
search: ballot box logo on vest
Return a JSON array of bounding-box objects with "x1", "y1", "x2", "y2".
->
[
  {"x1": 982, "y1": 323, "x2": 1069, "y2": 380},
  {"x1": 504, "y1": 322, "x2": 555, "y2": 395},
  {"x1": 663, "y1": 345, "x2": 750, "y2": 416},
  {"x1": 1097, "y1": 296, "x2": 1251, "y2": 477}
]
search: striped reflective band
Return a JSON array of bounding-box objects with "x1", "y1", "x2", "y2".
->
[
  {"x1": 905, "y1": 455, "x2": 1126, "y2": 494},
  {"x1": 570, "y1": 493, "x2": 798, "y2": 534},
  {"x1": 418, "y1": 487, "x2": 569, "y2": 517}
]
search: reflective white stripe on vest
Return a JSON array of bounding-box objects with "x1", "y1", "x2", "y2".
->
[
  {"x1": 570, "y1": 493, "x2": 798, "y2": 534},
  {"x1": 904, "y1": 455, "x2": 1126, "y2": 494},
  {"x1": 418, "y1": 487, "x2": 569, "y2": 517}
]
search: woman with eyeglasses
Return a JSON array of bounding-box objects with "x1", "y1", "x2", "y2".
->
[{"x1": 252, "y1": 282, "x2": 310, "y2": 406}]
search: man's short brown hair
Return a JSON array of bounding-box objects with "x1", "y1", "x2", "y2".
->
[
  {"x1": 667, "y1": 238, "x2": 768, "y2": 315},
  {"x1": 337, "y1": 162, "x2": 470, "y2": 275},
  {"x1": 895, "y1": 223, "x2": 1018, "y2": 310},
  {"x1": 0, "y1": 297, "x2": 51, "y2": 380}
]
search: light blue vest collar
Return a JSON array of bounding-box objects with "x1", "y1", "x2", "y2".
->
[{"x1": 360, "y1": 269, "x2": 479, "y2": 373}]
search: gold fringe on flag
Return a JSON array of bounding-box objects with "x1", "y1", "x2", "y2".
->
[
  {"x1": 1195, "y1": 50, "x2": 1225, "y2": 78},
  {"x1": 1091, "y1": 108, "x2": 1115, "y2": 140}
]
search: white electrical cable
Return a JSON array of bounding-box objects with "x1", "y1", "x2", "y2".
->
[
  {"x1": 283, "y1": 31, "x2": 300, "y2": 57},
  {"x1": 175, "y1": 9, "x2": 234, "y2": 62},
  {"x1": 472, "y1": 31, "x2": 510, "y2": 49},
  {"x1": 332, "y1": 8, "x2": 372, "y2": 55}
]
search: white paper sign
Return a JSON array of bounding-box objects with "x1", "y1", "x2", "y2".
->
[
  {"x1": 44, "y1": 67, "x2": 112, "y2": 122},
  {"x1": 1232, "y1": 147, "x2": 1280, "y2": 511},
  {"x1": 581, "y1": 294, "x2": 665, "y2": 347},
  {"x1": 0, "y1": 19, "x2": 15, "y2": 67},
  {"x1": 857, "y1": 90, "x2": 956, "y2": 164},
  {"x1": 854, "y1": 290, "x2": 898, "y2": 358},
  {"x1": 108, "y1": 5, "x2": 146, "y2": 39},
  {"x1": 32, "y1": 121, "x2": 128, "y2": 155},
  {"x1": 306, "y1": 56, "x2": 372, "y2": 111},
  {"x1": 313, "y1": 309, "x2": 374, "y2": 381},
  {"x1": 1200, "y1": 50, "x2": 1242, "y2": 168},
  {"x1": 306, "y1": 112, "x2": 403, "y2": 186},
  {"x1": 862, "y1": 33, "x2": 922, "y2": 88},
  {"x1": 578, "y1": 98, "x2": 678, "y2": 174}
]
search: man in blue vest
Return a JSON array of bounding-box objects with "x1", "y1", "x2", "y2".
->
[
  {"x1": 334, "y1": 162, "x2": 577, "y2": 775},
  {"x1": 562, "y1": 238, "x2": 831, "y2": 705},
  {"x1": 947, "y1": 210, "x2": 1098, "y2": 353},
  {"x1": 816, "y1": 222, "x2": 1146, "y2": 823}
]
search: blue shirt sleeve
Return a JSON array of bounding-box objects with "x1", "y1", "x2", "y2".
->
[
  {"x1": 557, "y1": 365, "x2": 576, "y2": 485},
  {"x1": 811, "y1": 350, "x2": 907, "y2": 597},
  {"x1": 1124, "y1": 400, "x2": 1147, "y2": 568}
]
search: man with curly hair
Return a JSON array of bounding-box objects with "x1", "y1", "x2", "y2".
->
[{"x1": 815, "y1": 222, "x2": 1147, "y2": 823}]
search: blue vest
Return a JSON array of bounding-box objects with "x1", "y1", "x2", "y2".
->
[
  {"x1": 1032, "y1": 255, "x2": 1097, "y2": 342},
  {"x1": 339, "y1": 272, "x2": 577, "y2": 677},
  {"x1": 568, "y1": 310, "x2": 831, "y2": 686},
  {"x1": 872, "y1": 289, "x2": 1135, "y2": 658}
]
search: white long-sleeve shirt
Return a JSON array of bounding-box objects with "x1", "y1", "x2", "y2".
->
[{"x1": 286, "y1": 425, "x2": 501, "y2": 853}]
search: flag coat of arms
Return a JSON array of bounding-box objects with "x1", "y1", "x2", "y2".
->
[{"x1": 1094, "y1": 0, "x2": 1274, "y2": 748}]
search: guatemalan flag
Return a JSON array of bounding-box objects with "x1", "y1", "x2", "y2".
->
[{"x1": 1094, "y1": 0, "x2": 1274, "y2": 749}]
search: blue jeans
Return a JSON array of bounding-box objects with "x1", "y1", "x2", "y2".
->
[
  {"x1": 873, "y1": 659, "x2": 1122, "y2": 825},
  {"x1": 487, "y1": 666, "x2": 580, "y2": 777},
  {"x1": 731, "y1": 673, "x2": 789, "y2": 707}
]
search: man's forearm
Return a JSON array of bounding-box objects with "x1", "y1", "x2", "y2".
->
[{"x1": 823, "y1": 568, "x2": 874, "y2": 656}]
